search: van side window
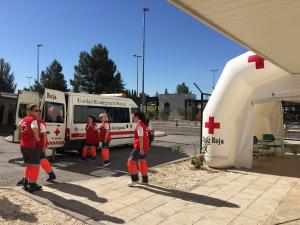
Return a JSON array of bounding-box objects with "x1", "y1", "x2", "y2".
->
[
  {"x1": 44, "y1": 102, "x2": 64, "y2": 123},
  {"x1": 73, "y1": 106, "x2": 130, "y2": 123}
]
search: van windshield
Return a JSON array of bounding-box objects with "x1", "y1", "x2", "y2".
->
[{"x1": 73, "y1": 105, "x2": 130, "y2": 123}]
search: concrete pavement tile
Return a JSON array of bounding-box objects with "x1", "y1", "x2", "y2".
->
[
  {"x1": 240, "y1": 208, "x2": 273, "y2": 222},
  {"x1": 162, "y1": 198, "x2": 191, "y2": 211},
  {"x1": 146, "y1": 195, "x2": 173, "y2": 205},
  {"x1": 182, "y1": 203, "x2": 213, "y2": 217},
  {"x1": 265, "y1": 214, "x2": 295, "y2": 225},
  {"x1": 114, "y1": 186, "x2": 138, "y2": 195},
  {"x1": 94, "y1": 201, "x2": 127, "y2": 214},
  {"x1": 131, "y1": 198, "x2": 165, "y2": 212},
  {"x1": 168, "y1": 211, "x2": 202, "y2": 225},
  {"x1": 216, "y1": 198, "x2": 251, "y2": 215},
  {"x1": 115, "y1": 195, "x2": 143, "y2": 206},
  {"x1": 112, "y1": 206, "x2": 145, "y2": 222},
  {"x1": 131, "y1": 212, "x2": 165, "y2": 225},
  {"x1": 194, "y1": 218, "x2": 223, "y2": 225},
  {"x1": 229, "y1": 216, "x2": 264, "y2": 225},
  {"x1": 202, "y1": 211, "x2": 237, "y2": 225},
  {"x1": 158, "y1": 218, "x2": 184, "y2": 225},
  {"x1": 191, "y1": 185, "x2": 219, "y2": 194},
  {"x1": 102, "y1": 190, "x2": 128, "y2": 201},
  {"x1": 150, "y1": 205, "x2": 179, "y2": 218}
]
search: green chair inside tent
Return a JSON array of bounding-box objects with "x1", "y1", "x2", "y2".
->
[
  {"x1": 253, "y1": 136, "x2": 263, "y2": 159},
  {"x1": 262, "y1": 134, "x2": 283, "y2": 158}
]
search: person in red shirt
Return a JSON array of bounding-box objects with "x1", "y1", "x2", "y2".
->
[
  {"x1": 17, "y1": 116, "x2": 56, "y2": 186},
  {"x1": 127, "y1": 111, "x2": 150, "y2": 186},
  {"x1": 99, "y1": 113, "x2": 111, "y2": 166},
  {"x1": 82, "y1": 115, "x2": 99, "y2": 160},
  {"x1": 19, "y1": 104, "x2": 42, "y2": 193}
]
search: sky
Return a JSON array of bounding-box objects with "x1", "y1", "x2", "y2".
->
[{"x1": 0, "y1": 0, "x2": 246, "y2": 96}]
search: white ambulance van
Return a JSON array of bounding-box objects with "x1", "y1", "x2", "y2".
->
[{"x1": 14, "y1": 88, "x2": 154, "y2": 156}]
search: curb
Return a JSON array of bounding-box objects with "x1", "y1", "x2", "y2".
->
[{"x1": 13, "y1": 186, "x2": 105, "y2": 225}]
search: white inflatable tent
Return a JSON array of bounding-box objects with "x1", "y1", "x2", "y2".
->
[
  {"x1": 169, "y1": 0, "x2": 300, "y2": 168},
  {"x1": 202, "y1": 51, "x2": 300, "y2": 168}
]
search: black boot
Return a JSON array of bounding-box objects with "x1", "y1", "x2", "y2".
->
[
  {"x1": 142, "y1": 176, "x2": 149, "y2": 184},
  {"x1": 16, "y1": 177, "x2": 25, "y2": 186},
  {"x1": 25, "y1": 183, "x2": 42, "y2": 193},
  {"x1": 47, "y1": 171, "x2": 56, "y2": 182}
]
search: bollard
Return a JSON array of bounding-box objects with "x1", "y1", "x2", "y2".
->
[{"x1": 175, "y1": 119, "x2": 179, "y2": 127}]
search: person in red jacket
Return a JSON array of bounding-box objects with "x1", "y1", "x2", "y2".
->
[
  {"x1": 127, "y1": 111, "x2": 150, "y2": 186},
  {"x1": 19, "y1": 104, "x2": 42, "y2": 193},
  {"x1": 17, "y1": 117, "x2": 56, "y2": 186},
  {"x1": 82, "y1": 115, "x2": 99, "y2": 160},
  {"x1": 99, "y1": 113, "x2": 111, "y2": 166}
]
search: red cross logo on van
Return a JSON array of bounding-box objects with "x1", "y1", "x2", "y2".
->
[
  {"x1": 205, "y1": 117, "x2": 220, "y2": 134},
  {"x1": 248, "y1": 54, "x2": 265, "y2": 69},
  {"x1": 54, "y1": 128, "x2": 60, "y2": 136}
]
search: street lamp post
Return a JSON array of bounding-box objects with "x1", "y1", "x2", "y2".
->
[
  {"x1": 133, "y1": 54, "x2": 141, "y2": 107},
  {"x1": 141, "y1": 7, "x2": 150, "y2": 111},
  {"x1": 211, "y1": 69, "x2": 218, "y2": 90},
  {"x1": 26, "y1": 76, "x2": 32, "y2": 88},
  {"x1": 37, "y1": 44, "x2": 43, "y2": 83}
]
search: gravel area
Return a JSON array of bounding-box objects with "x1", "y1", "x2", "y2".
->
[
  {"x1": 0, "y1": 188, "x2": 86, "y2": 225},
  {"x1": 149, "y1": 159, "x2": 220, "y2": 191}
]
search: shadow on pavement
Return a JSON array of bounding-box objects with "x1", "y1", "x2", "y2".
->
[
  {"x1": 51, "y1": 145, "x2": 188, "y2": 177},
  {"x1": 0, "y1": 196, "x2": 38, "y2": 223},
  {"x1": 35, "y1": 191, "x2": 125, "y2": 224},
  {"x1": 136, "y1": 184, "x2": 239, "y2": 208},
  {"x1": 247, "y1": 154, "x2": 300, "y2": 178},
  {"x1": 47, "y1": 181, "x2": 107, "y2": 204}
]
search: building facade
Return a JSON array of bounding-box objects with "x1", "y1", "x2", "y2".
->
[{"x1": 158, "y1": 94, "x2": 197, "y2": 120}]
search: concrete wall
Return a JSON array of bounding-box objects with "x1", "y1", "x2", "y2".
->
[{"x1": 158, "y1": 94, "x2": 196, "y2": 120}]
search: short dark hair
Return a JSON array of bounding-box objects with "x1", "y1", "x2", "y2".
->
[
  {"x1": 133, "y1": 111, "x2": 146, "y2": 123},
  {"x1": 88, "y1": 115, "x2": 97, "y2": 123}
]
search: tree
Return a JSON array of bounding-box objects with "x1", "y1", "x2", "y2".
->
[
  {"x1": 0, "y1": 58, "x2": 16, "y2": 93},
  {"x1": 27, "y1": 60, "x2": 68, "y2": 95},
  {"x1": 176, "y1": 82, "x2": 191, "y2": 94},
  {"x1": 40, "y1": 60, "x2": 68, "y2": 92},
  {"x1": 70, "y1": 44, "x2": 125, "y2": 94},
  {"x1": 164, "y1": 88, "x2": 168, "y2": 94}
]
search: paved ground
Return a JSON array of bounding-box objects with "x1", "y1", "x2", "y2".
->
[
  {"x1": 12, "y1": 161, "x2": 300, "y2": 225},
  {"x1": 1, "y1": 122, "x2": 300, "y2": 224}
]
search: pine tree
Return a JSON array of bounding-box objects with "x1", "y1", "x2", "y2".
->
[
  {"x1": 0, "y1": 58, "x2": 16, "y2": 93},
  {"x1": 71, "y1": 44, "x2": 125, "y2": 94}
]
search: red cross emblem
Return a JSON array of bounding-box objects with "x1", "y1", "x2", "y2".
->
[
  {"x1": 54, "y1": 128, "x2": 60, "y2": 136},
  {"x1": 205, "y1": 117, "x2": 220, "y2": 134},
  {"x1": 248, "y1": 54, "x2": 265, "y2": 69}
]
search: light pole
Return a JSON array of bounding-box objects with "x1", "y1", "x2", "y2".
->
[
  {"x1": 141, "y1": 7, "x2": 150, "y2": 111},
  {"x1": 26, "y1": 76, "x2": 32, "y2": 88},
  {"x1": 37, "y1": 44, "x2": 43, "y2": 83},
  {"x1": 211, "y1": 69, "x2": 218, "y2": 90},
  {"x1": 133, "y1": 54, "x2": 141, "y2": 107}
]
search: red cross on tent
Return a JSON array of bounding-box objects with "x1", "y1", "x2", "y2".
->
[
  {"x1": 205, "y1": 117, "x2": 220, "y2": 134},
  {"x1": 248, "y1": 54, "x2": 265, "y2": 69},
  {"x1": 54, "y1": 128, "x2": 60, "y2": 136}
]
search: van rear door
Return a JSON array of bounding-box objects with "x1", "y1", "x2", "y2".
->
[
  {"x1": 43, "y1": 89, "x2": 66, "y2": 148},
  {"x1": 13, "y1": 90, "x2": 40, "y2": 142}
]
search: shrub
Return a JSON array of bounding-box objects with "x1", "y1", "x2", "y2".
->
[
  {"x1": 159, "y1": 109, "x2": 170, "y2": 120},
  {"x1": 172, "y1": 144, "x2": 184, "y2": 154},
  {"x1": 190, "y1": 137, "x2": 210, "y2": 169}
]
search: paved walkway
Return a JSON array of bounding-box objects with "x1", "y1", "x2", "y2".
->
[{"x1": 16, "y1": 168, "x2": 300, "y2": 225}]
